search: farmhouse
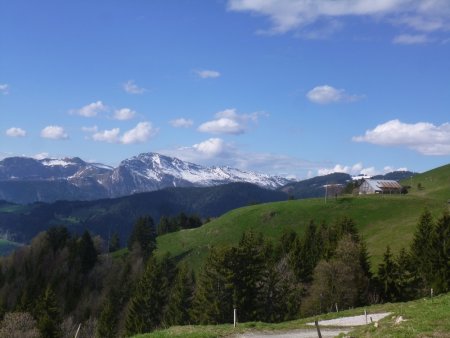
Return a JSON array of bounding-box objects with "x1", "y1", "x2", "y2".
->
[{"x1": 359, "y1": 179, "x2": 402, "y2": 195}]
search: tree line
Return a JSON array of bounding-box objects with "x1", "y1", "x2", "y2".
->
[
  {"x1": 157, "y1": 213, "x2": 203, "y2": 235},
  {"x1": 0, "y1": 209, "x2": 449, "y2": 337}
]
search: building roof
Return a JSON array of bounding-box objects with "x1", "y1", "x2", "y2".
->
[{"x1": 364, "y1": 179, "x2": 402, "y2": 191}]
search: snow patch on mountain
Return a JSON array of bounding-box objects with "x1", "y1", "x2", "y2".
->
[{"x1": 41, "y1": 159, "x2": 76, "y2": 167}]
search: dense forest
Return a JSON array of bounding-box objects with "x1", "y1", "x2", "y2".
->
[
  {"x1": 0, "y1": 182, "x2": 286, "y2": 244},
  {"x1": 0, "y1": 209, "x2": 448, "y2": 337}
]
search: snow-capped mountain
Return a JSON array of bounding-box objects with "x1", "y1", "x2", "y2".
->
[
  {"x1": 0, "y1": 153, "x2": 292, "y2": 203},
  {"x1": 0, "y1": 156, "x2": 111, "y2": 181},
  {"x1": 105, "y1": 153, "x2": 290, "y2": 195}
]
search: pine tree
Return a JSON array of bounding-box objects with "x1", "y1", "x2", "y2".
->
[
  {"x1": 78, "y1": 230, "x2": 98, "y2": 273},
  {"x1": 186, "y1": 214, "x2": 202, "y2": 229},
  {"x1": 35, "y1": 286, "x2": 62, "y2": 338},
  {"x1": 335, "y1": 216, "x2": 360, "y2": 243},
  {"x1": 96, "y1": 295, "x2": 117, "y2": 338},
  {"x1": 359, "y1": 238, "x2": 372, "y2": 280},
  {"x1": 318, "y1": 221, "x2": 334, "y2": 260},
  {"x1": 230, "y1": 231, "x2": 267, "y2": 322},
  {"x1": 46, "y1": 226, "x2": 70, "y2": 252},
  {"x1": 299, "y1": 221, "x2": 322, "y2": 282},
  {"x1": 191, "y1": 247, "x2": 233, "y2": 324},
  {"x1": 128, "y1": 216, "x2": 157, "y2": 259},
  {"x1": 125, "y1": 256, "x2": 170, "y2": 335},
  {"x1": 157, "y1": 216, "x2": 170, "y2": 235},
  {"x1": 288, "y1": 236, "x2": 303, "y2": 281},
  {"x1": 165, "y1": 263, "x2": 195, "y2": 325},
  {"x1": 357, "y1": 238, "x2": 372, "y2": 304},
  {"x1": 289, "y1": 221, "x2": 323, "y2": 282},
  {"x1": 260, "y1": 253, "x2": 303, "y2": 322},
  {"x1": 431, "y1": 211, "x2": 450, "y2": 293},
  {"x1": 395, "y1": 248, "x2": 419, "y2": 301},
  {"x1": 177, "y1": 212, "x2": 188, "y2": 230},
  {"x1": 96, "y1": 298, "x2": 117, "y2": 338},
  {"x1": 411, "y1": 209, "x2": 435, "y2": 289},
  {"x1": 377, "y1": 246, "x2": 399, "y2": 302},
  {"x1": 279, "y1": 229, "x2": 298, "y2": 256},
  {"x1": 108, "y1": 232, "x2": 120, "y2": 253}
]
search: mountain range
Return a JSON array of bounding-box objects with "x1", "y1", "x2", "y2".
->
[
  {"x1": 0, "y1": 153, "x2": 291, "y2": 204},
  {"x1": 0, "y1": 150, "x2": 417, "y2": 246}
]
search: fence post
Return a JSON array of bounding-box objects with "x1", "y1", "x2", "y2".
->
[
  {"x1": 365, "y1": 309, "x2": 367, "y2": 324},
  {"x1": 314, "y1": 319, "x2": 322, "y2": 338},
  {"x1": 233, "y1": 308, "x2": 237, "y2": 328},
  {"x1": 74, "y1": 323, "x2": 81, "y2": 338}
]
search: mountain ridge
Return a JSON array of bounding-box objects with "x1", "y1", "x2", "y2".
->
[{"x1": 0, "y1": 152, "x2": 292, "y2": 203}]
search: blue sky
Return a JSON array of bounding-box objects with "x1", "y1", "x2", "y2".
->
[{"x1": 1, "y1": 0, "x2": 450, "y2": 179}]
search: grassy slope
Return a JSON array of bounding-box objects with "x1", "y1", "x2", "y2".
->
[
  {"x1": 156, "y1": 164, "x2": 450, "y2": 270},
  {"x1": 133, "y1": 292, "x2": 450, "y2": 338}
]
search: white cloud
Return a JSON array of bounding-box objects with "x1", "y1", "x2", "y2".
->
[
  {"x1": 40, "y1": 126, "x2": 68, "y2": 140},
  {"x1": 306, "y1": 85, "x2": 362, "y2": 104},
  {"x1": 227, "y1": 0, "x2": 450, "y2": 38},
  {"x1": 0, "y1": 152, "x2": 14, "y2": 160},
  {"x1": 164, "y1": 138, "x2": 232, "y2": 162},
  {"x1": 113, "y1": 108, "x2": 136, "y2": 121},
  {"x1": 353, "y1": 119, "x2": 450, "y2": 155},
  {"x1": 123, "y1": 80, "x2": 146, "y2": 94},
  {"x1": 170, "y1": 118, "x2": 194, "y2": 128},
  {"x1": 198, "y1": 108, "x2": 265, "y2": 135},
  {"x1": 192, "y1": 138, "x2": 226, "y2": 157},
  {"x1": 318, "y1": 164, "x2": 352, "y2": 176},
  {"x1": 0, "y1": 83, "x2": 10, "y2": 95},
  {"x1": 121, "y1": 122, "x2": 158, "y2": 144},
  {"x1": 195, "y1": 70, "x2": 221, "y2": 79},
  {"x1": 393, "y1": 34, "x2": 430, "y2": 44},
  {"x1": 71, "y1": 101, "x2": 107, "y2": 117},
  {"x1": 231, "y1": 152, "x2": 317, "y2": 176},
  {"x1": 162, "y1": 139, "x2": 317, "y2": 177},
  {"x1": 317, "y1": 162, "x2": 407, "y2": 177},
  {"x1": 92, "y1": 128, "x2": 120, "y2": 143},
  {"x1": 5, "y1": 127, "x2": 26, "y2": 137},
  {"x1": 86, "y1": 122, "x2": 158, "y2": 144},
  {"x1": 198, "y1": 117, "x2": 244, "y2": 135}
]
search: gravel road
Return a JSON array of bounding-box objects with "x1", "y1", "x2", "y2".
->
[
  {"x1": 234, "y1": 312, "x2": 391, "y2": 337},
  {"x1": 235, "y1": 328, "x2": 349, "y2": 338},
  {"x1": 307, "y1": 312, "x2": 391, "y2": 327}
]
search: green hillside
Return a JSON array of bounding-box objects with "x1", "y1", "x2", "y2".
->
[
  {"x1": 157, "y1": 164, "x2": 450, "y2": 270},
  {"x1": 405, "y1": 163, "x2": 450, "y2": 200}
]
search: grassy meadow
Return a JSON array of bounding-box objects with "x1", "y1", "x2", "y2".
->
[{"x1": 156, "y1": 164, "x2": 450, "y2": 271}]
